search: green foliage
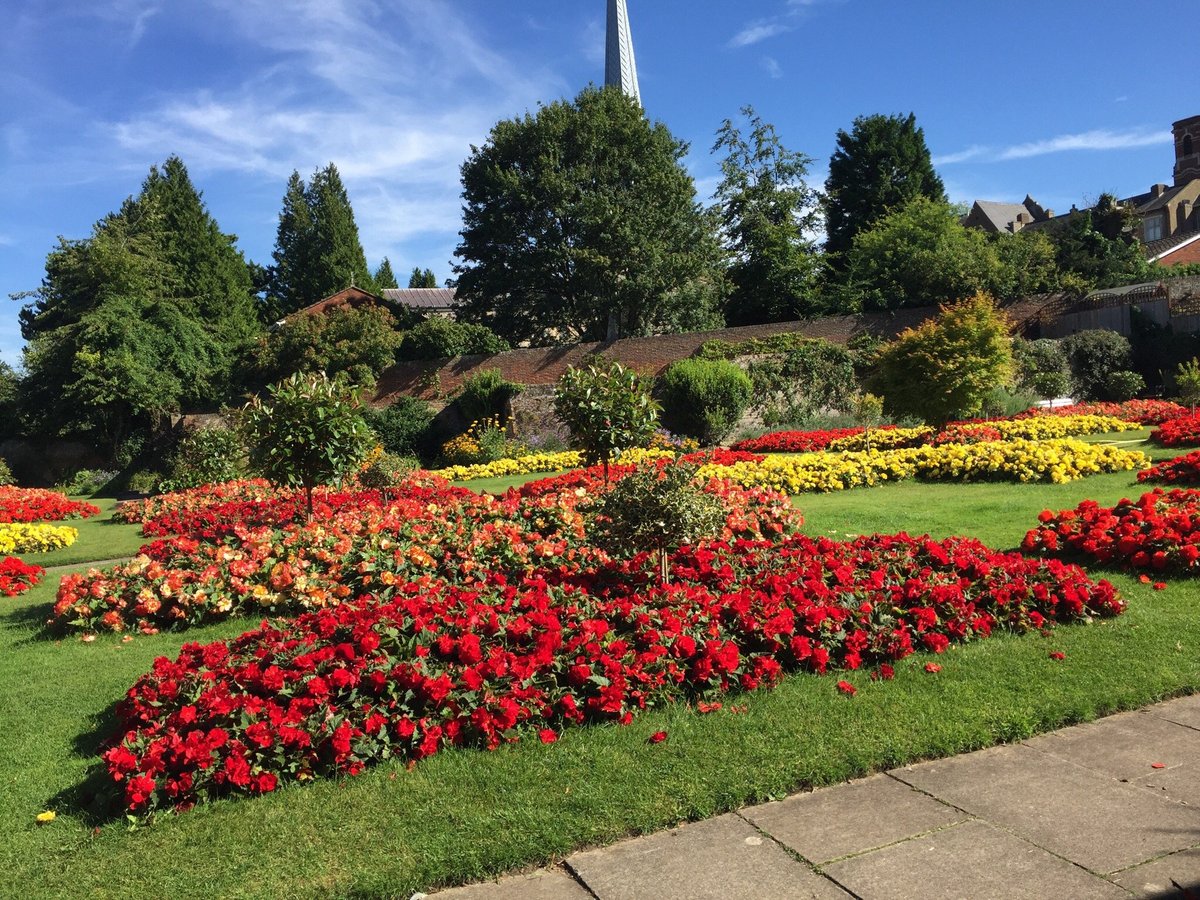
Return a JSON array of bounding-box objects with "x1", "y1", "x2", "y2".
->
[
  {"x1": 126, "y1": 470, "x2": 161, "y2": 494},
  {"x1": 57, "y1": 468, "x2": 118, "y2": 496},
  {"x1": 17, "y1": 157, "x2": 259, "y2": 456},
  {"x1": 454, "y1": 86, "x2": 726, "y2": 345},
  {"x1": 1103, "y1": 369, "x2": 1144, "y2": 402},
  {"x1": 356, "y1": 451, "x2": 417, "y2": 494},
  {"x1": 747, "y1": 339, "x2": 857, "y2": 425},
  {"x1": 0, "y1": 458, "x2": 12, "y2": 486},
  {"x1": 590, "y1": 463, "x2": 725, "y2": 583},
  {"x1": 823, "y1": 112, "x2": 946, "y2": 260},
  {"x1": 1014, "y1": 338, "x2": 1071, "y2": 400},
  {"x1": 1175, "y1": 357, "x2": 1200, "y2": 413},
  {"x1": 658, "y1": 358, "x2": 752, "y2": 444},
  {"x1": 266, "y1": 164, "x2": 375, "y2": 317},
  {"x1": 408, "y1": 267, "x2": 438, "y2": 288},
  {"x1": 373, "y1": 258, "x2": 399, "y2": 290},
  {"x1": 553, "y1": 359, "x2": 661, "y2": 479},
  {"x1": 0, "y1": 361, "x2": 21, "y2": 439},
  {"x1": 991, "y1": 229, "x2": 1062, "y2": 297},
  {"x1": 367, "y1": 398, "x2": 436, "y2": 458},
  {"x1": 241, "y1": 372, "x2": 373, "y2": 518},
  {"x1": 454, "y1": 369, "x2": 522, "y2": 426},
  {"x1": 397, "y1": 317, "x2": 510, "y2": 361},
  {"x1": 696, "y1": 331, "x2": 821, "y2": 359},
  {"x1": 869, "y1": 292, "x2": 1015, "y2": 424},
  {"x1": 979, "y1": 385, "x2": 1041, "y2": 418},
  {"x1": 1061, "y1": 330, "x2": 1135, "y2": 400},
  {"x1": 1046, "y1": 195, "x2": 1154, "y2": 292},
  {"x1": 840, "y1": 197, "x2": 1010, "y2": 311},
  {"x1": 160, "y1": 426, "x2": 246, "y2": 492},
  {"x1": 252, "y1": 305, "x2": 403, "y2": 388},
  {"x1": 711, "y1": 106, "x2": 822, "y2": 324}
]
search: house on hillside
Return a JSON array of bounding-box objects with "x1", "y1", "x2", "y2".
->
[
  {"x1": 965, "y1": 114, "x2": 1200, "y2": 266},
  {"x1": 284, "y1": 286, "x2": 457, "y2": 324}
]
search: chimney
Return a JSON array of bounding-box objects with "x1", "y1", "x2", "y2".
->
[{"x1": 1152, "y1": 183, "x2": 1168, "y2": 197}]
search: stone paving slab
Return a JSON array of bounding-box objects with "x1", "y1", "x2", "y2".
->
[
  {"x1": 1112, "y1": 846, "x2": 1200, "y2": 898},
  {"x1": 823, "y1": 819, "x2": 1128, "y2": 900},
  {"x1": 1022, "y1": 709, "x2": 1200, "y2": 782},
  {"x1": 742, "y1": 773, "x2": 967, "y2": 864},
  {"x1": 426, "y1": 867, "x2": 591, "y2": 899},
  {"x1": 1146, "y1": 693, "x2": 1200, "y2": 731},
  {"x1": 1134, "y1": 762, "x2": 1200, "y2": 809},
  {"x1": 565, "y1": 813, "x2": 850, "y2": 900},
  {"x1": 890, "y1": 742, "x2": 1200, "y2": 874}
]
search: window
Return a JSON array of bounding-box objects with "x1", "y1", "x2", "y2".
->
[{"x1": 1144, "y1": 214, "x2": 1164, "y2": 242}]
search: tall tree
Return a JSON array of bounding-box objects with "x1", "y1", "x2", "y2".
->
[
  {"x1": 454, "y1": 86, "x2": 725, "y2": 345},
  {"x1": 374, "y1": 257, "x2": 399, "y2": 290},
  {"x1": 823, "y1": 112, "x2": 946, "y2": 259},
  {"x1": 1046, "y1": 194, "x2": 1153, "y2": 292},
  {"x1": 408, "y1": 267, "x2": 437, "y2": 288},
  {"x1": 267, "y1": 163, "x2": 374, "y2": 317},
  {"x1": 18, "y1": 158, "x2": 255, "y2": 455},
  {"x1": 712, "y1": 106, "x2": 823, "y2": 324}
]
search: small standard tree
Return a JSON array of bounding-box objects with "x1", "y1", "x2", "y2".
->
[
  {"x1": 553, "y1": 360, "x2": 660, "y2": 483},
  {"x1": 1177, "y1": 358, "x2": 1200, "y2": 414},
  {"x1": 591, "y1": 463, "x2": 724, "y2": 584},
  {"x1": 241, "y1": 372, "x2": 373, "y2": 520}
]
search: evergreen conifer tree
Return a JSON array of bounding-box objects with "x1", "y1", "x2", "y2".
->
[
  {"x1": 408, "y1": 267, "x2": 438, "y2": 288},
  {"x1": 374, "y1": 257, "x2": 399, "y2": 290}
]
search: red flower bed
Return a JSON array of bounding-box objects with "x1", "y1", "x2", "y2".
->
[
  {"x1": 1022, "y1": 488, "x2": 1200, "y2": 572},
  {"x1": 0, "y1": 556, "x2": 44, "y2": 596},
  {"x1": 679, "y1": 448, "x2": 766, "y2": 466},
  {"x1": 51, "y1": 475, "x2": 800, "y2": 635},
  {"x1": 1150, "y1": 416, "x2": 1200, "y2": 448},
  {"x1": 731, "y1": 427, "x2": 895, "y2": 453},
  {"x1": 1137, "y1": 451, "x2": 1200, "y2": 485},
  {"x1": 1017, "y1": 400, "x2": 1186, "y2": 426},
  {"x1": 0, "y1": 487, "x2": 99, "y2": 523},
  {"x1": 931, "y1": 424, "x2": 1004, "y2": 445},
  {"x1": 105, "y1": 531, "x2": 1121, "y2": 816}
]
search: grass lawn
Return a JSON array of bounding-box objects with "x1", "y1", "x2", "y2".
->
[
  {"x1": 21, "y1": 497, "x2": 148, "y2": 568},
  {"x1": 2, "y1": 432, "x2": 1198, "y2": 898}
]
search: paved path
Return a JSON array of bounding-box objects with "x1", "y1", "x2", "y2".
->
[{"x1": 424, "y1": 694, "x2": 1200, "y2": 899}]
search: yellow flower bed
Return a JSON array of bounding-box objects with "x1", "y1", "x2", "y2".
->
[
  {"x1": 0, "y1": 522, "x2": 78, "y2": 554},
  {"x1": 428, "y1": 446, "x2": 678, "y2": 482},
  {"x1": 986, "y1": 414, "x2": 1140, "y2": 440},
  {"x1": 699, "y1": 439, "x2": 1146, "y2": 494},
  {"x1": 828, "y1": 427, "x2": 931, "y2": 452}
]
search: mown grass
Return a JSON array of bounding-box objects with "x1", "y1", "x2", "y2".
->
[
  {"x1": 21, "y1": 497, "x2": 147, "y2": 568},
  {"x1": 2, "y1": 431, "x2": 1197, "y2": 898}
]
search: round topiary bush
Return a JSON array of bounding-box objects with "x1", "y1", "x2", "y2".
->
[{"x1": 658, "y1": 358, "x2": 752, "y2": 445}]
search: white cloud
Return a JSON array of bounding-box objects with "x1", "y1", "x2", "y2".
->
[
  {"x1": 729, "y1": 21, "x2": 791, "y2": 48},
  {"x1": 762, "y1": 56, "x2": 784, "y2": 79},
  {"x1": 934, "y1": 127, "x2": 1171, "y2": 165}
]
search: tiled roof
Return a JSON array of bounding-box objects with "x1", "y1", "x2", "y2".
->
[
  {"x1": 973, "y1": 200, "x2": 1033, "y2": 233},
  {"x1": 1144, "y1": 229, "x2": 1200, "y2": 260},
  {"x1": 381, "y1": 288, "x2": 457, "y2": 309}
]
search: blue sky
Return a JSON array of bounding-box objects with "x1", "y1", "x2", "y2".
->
[{"x1": 2, "y1": 0, "x2": 1195, "y2": 368}]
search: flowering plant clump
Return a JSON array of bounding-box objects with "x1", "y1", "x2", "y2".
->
[
  {"x1": 932, "y1": 424, "x2": 1004, "y2": 445},
  {"x1": 1018, "y1": 400, "x2": 1186, "y2": 426},
  {"x1": 1150, "y1": 416, "x2": 1200, "y2": 448},
  {"x1": 104, "y1": 530, "x2": 1121, "y2": 817},
  {"x1": 1137, "y1": 451, "x2": 1200, "y2": 485},
  {"x1": 730, "y1": 427, "x2": 886, "y2": 454},
  {"x1": 696, "y1": 439, "x2": 1145, "y2": 495},
  {"x1": 50, "y1": 471, "x2": 800, "y2": 635},
  {"x1": 0, "y1": 523, "x2": 78, "y2": 554},
  {"x1": 828, "y1": 427, "x2": 933, "y2": 452},
  {"x1": 115, "y1": 479, "x2": 279, "y2": 526},
  {"x1": 0, "y1": 556, "x2": 44, "y2": 596},
  {"x1": 0, "y1": 487, "x2": 100, "y2": 523},
  {"x1": 1022, "y1": 488, "x2": 1200, "y2": 573}
]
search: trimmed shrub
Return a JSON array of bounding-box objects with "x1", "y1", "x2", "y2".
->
[
  {"x1": 398, "y1": 318, "x2": 510, "y2": 361},
  {"x1": 367, "y1": 397, "x2": 436, "y2": 459},
  {"x1": 0, "y1": 458, "x2": 12, "y2": 487},
  {"x1": 1015, "y1": 338, "x2": 1071, "y2": 400},
  {"x1": 1061, "y1": 330, "x2": 1134, "y2": 401},
  {"x1": 659, "y1": 358, "x2": 752, "y2": 444},
  {"x1": 554, "y1": 360, "x2": 660, "y2": 481},
  {"x1": 160, "y1": 427, "x2": 246, "y2": 493},
  {"x1": 454, "y1": 368, "x2": 522, "y2": 426}
]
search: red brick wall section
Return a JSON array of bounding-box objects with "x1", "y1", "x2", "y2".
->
[
  {"x1": 370, "y1": 299, "x2": 1054, "y2": 406},
  {"x1": 1161, "y1": 240, "x2": 1200, "y2": 268}
]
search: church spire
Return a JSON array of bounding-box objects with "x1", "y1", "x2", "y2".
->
[{"x1": 605, "y1": 0, "x2": 641, "y2": 105}]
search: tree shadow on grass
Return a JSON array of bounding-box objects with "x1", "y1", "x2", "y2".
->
[
  {"x1": 46, "y1": 699, "x2": 126, "y2": 827},
  {"x1": 0, "y1": 599, "x2": 60, "y2": 646}
]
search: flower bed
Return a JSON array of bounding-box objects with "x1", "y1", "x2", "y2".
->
[
  {"x1": 1150, "y1": 416, "x2": 1200, "y2": 448},
  {"x1": 827, "y1": 427, "x2": 932, "y2": 452},
  {"x1": 51, "y1": 476, "x2": 800, "y2": 635},
  {"x1": 0, "y1": 523, "x2": 77, "y2": 554},
  {"x1": 1019, "y1": 400, "x2": 1187, "y2": 425},
  {"x1": 0, "y1": 487, "x2": 99, "y2": 523},
  {"x1": 697, "y1": 439, "x2": 1145, "y2": 495},
  {"x1": 0, "y1": 556, "x2": 44, "y2": 597},
  {"x1": 1022, "y1": 488, "x2": 1200, "y2": 572},
  {"x1": 1137, "y1": 451, "x2": 1200, "y2": 485},
  {"x1": 731, "y1": 427, "x2": 886, "y2": 454},
  {"x1": 104, "y1": 531, "x2": 1121, "y2": 816}
]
